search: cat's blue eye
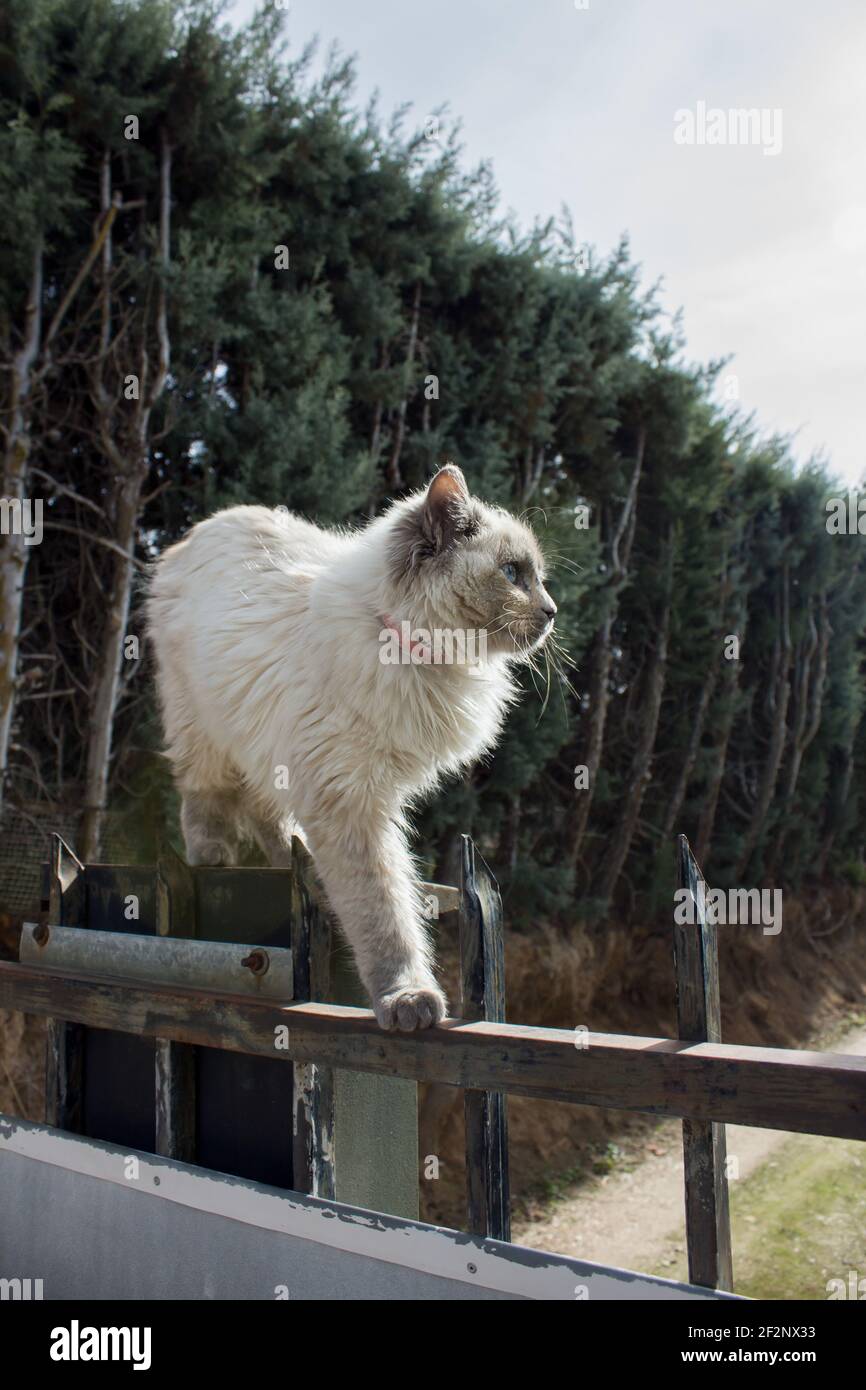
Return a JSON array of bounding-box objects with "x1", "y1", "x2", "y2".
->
[{"x1": 501, "y1": 562, "x2": 519, "y2": 584}]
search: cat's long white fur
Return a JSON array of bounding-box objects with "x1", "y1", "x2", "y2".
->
[{"x1": 147, "y1": 471, "x2": 553, "y2": 1030}]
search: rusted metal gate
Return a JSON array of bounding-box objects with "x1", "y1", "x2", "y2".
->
[
  {"x1": 1, "y1": 829, "x2": 864, "y2": 1299},
  {"x1": 33, "y1": 830, "x2": 508, "y2": 1232}
]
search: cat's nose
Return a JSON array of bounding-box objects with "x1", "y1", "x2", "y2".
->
[{"x1": 540, "y1": 598, "x2": 557, "y2": 622}]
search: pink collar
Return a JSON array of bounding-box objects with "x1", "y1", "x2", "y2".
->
[{"x1": 380, "y1": 613, "x2": 432, "y2": 662}]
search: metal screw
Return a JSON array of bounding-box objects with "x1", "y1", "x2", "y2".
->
[
  {"x1": 467, "y1": 1262, "x2": 477, "y2": 1274},
  {"x1": 241, "y1": 949, "x2": 269, "y2": 977}
]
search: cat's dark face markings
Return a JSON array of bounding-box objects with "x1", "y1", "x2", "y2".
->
[{"x1": 388, "y1": 464, "x2": 557, "y2": 655}]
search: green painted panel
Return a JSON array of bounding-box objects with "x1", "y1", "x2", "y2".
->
[
  {"x1": 330, "y1": 949, "x2": 419, "y2": 1221},
  {"x1": 59, "y1": 858, "x2": 418, "y2": 1219}
]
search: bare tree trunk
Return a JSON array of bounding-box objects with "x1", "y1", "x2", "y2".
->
[
  {"x1": 79, "y1": 135, "x2": 172, "y2": 860},
  {"x1": 767, "y1": 598, "x2": 829, "y2": 872},
  {"x1": 661, "y1": 667, "x2": 718, "y2": 841},
  {"x1": 385, "y1": 281, "x2": 421, "y2": 492},
  {"x1": 567, "y1": 612, "x2": 614, "y2": 874},
  {"x1": 1, "y1": 189, "x2": 120, "y2": 813},
  {"x1": 80, "y1": 467, "x2": 149, "y2": 860},
  {"x1": 661, "y1": 556, "x2": 735, "y2": 842},
  {"x1": 370, "y1": 397, "x2": 384, "y2": 458},
  {"x1": 0, "y1": 241, "x2": 43, "y2": 808},
  {"x1": 693, "y1": 566, "x2": 752, "y2": 869},
  {"x1": 735, "y1": 561, "x2": 793, "y2": 878},
  {"x1": 366, "y1": 342, "x2": 390, "y2": 514},
  {"x1": 369, "y1": 340, "x2": 389, "y2": 460},
  {"x1": 694, "y1": 663, "x2": 740, "y2": 869},
  {"x1": 520, "y1": 444, "x2": 546, "y2": 506},
  {"x1": 816, "y1": 727, "x2": 857, "y2": 877},
  {"x1": 595, "y1": 533, "x2": 673, "y2": 906},
  {"x1": 568, "y1": 426, "x2": 646, "y2": 875}
]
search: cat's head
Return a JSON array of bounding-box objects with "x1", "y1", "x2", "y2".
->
[{"x1": 387, "y1": 464, "x2": 556, "y2": 657}]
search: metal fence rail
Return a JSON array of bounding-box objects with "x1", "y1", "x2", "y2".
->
[{"x1": 1, "y1": 961, "x2": 864, "y2": 1138}]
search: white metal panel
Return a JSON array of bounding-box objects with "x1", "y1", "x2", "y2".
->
[{"x1": 0, "y1": 1115, "x2": 742, "y2": 1301}]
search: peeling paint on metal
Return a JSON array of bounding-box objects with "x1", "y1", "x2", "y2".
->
[{"x1": 0, "y1": 1113, "x2": 742, "y2": 1300}]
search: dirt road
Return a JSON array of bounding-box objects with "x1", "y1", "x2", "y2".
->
[{"x1": 513, "y1": 1022, "x2": 866, "y2": 1283}]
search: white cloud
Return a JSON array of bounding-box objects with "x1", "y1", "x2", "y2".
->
[{"x1": 228, "y1": 0, "x2": 866, "y2": 483}]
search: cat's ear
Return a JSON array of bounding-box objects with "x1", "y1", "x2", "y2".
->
[
  {"x1": 422, "y1": 464, "x2": 471, "y2": 550},
  {"x1": 388, "y1": 464, "x2": 473, "y2": 578}
]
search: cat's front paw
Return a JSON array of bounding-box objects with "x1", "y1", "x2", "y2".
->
[{"x1": 375, "y1": 984, "x2": 447, "y2": 1032}]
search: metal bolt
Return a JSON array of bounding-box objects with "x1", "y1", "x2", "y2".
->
[{"x1": 241, "y1": 948, "x2": 269, "y2": 977}]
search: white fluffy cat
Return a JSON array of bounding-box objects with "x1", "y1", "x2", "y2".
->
[{"x1": 147, "y1": 465, "x2": 556, "y2": 1031}]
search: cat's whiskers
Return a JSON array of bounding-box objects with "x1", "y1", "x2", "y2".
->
[{"x1": 544, "y1": 638, "x2": 579, "y2": 708}]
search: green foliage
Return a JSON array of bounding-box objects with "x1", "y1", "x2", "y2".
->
[{"x1": 3, "y1": 0, "x2": 865, "y2": 923}]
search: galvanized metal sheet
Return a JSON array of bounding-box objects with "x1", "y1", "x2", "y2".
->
[{"x1": 20, "y1": 922, "x2": 294, "y2": 1000}]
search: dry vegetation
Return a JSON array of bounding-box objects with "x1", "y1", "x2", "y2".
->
[{"x1": 422, "y1": 884, "x2": 866, "y2": 1225}]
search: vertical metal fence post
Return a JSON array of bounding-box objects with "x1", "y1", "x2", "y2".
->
[
  {"x1": 45, "y1": 834, "x2": 85, "y2": 1132},
  {"x1": 458, "y1": 835, "x2": 510, "y2": 1240},
  {"x1": 154, "y1": 843, "x2": 196, "y2": 1161},
  {"x1": 291, "y1": 837, "x2": 336, "y2": 1200},
  {"x1": 673, "y1": 833, "x2": 734, "y2": 1291}
]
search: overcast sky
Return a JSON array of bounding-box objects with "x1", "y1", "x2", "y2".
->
[{"x1": 228, "y1": 0, "x2": 866, "y2": 486}]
